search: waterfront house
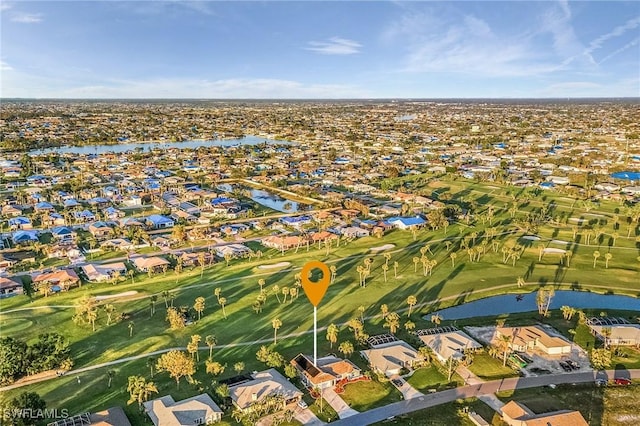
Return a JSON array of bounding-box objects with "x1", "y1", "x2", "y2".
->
[
  {"x1": 586, "y1": 317, "x2": 640, "y2": 347},
  {"x1": 81, "y1": 262, "x2": 128, "y2": 282},
  {"x1": 492, "y1": 326, "x2": 571, "y2": 356},
  {"x1": 386, "y1": 216, "x2": 427, "y2": 230},
  {"x1": 416, "y1": 327, "x2": 482, "y2": 363},
  {"x1": 132, "y1": 256, "x2": 170, "y2": 273}
]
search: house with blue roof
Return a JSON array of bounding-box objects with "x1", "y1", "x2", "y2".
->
[
  {"x1": 12, "y1": 230, "x2": 39, "y2": 245},
  {"x1": 9, "y1": 217, "x2": 32, "y2": 230},
  {"x1": 279, "y1": 215, "x2": 312, "y2": 230},
  {"x1": 51, "y1": 226, "x2": 76, "y2": 243},
  {"x1": 74, "y1": 210, "x2": 96, "y2": 222},
  {"x1": 63, "y1": 198, "x2": 81, "y2": 208},
  {"x1": 88, "y1": 197, "x2": 111, "y2": 208},
  {"x1": 104, "y1": 206, "x2": 125, "y2": 220},
  {"x1": 34, "y1": 201, "x2": 55, "y2": 212},
  {"x1": 146, "y1": 215, "x2": 175, "y2": 230},
  {"x1": 46, "y1": 212, "x2": 66, "y2": 226},
  {"x1": 387, "y1": 216, "x2": 427, "y2": 230}
]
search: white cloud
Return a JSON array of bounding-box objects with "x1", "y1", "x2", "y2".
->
[
  {"x1": 1, "y1": 74, "x2": 370, "y2": 99},
  {"x1": 306, "y1": 37, "x2": 361, "y2": 55},
  {"x1": 584, "y1": 16, "x2": 640, "y2": 58},
  {"x1": 0, "y1": 3, "x2": 12, "y2": 12},
  {"x1": 598, "y1": 37, "x2": 640, "y2": 64},
  {"x1": 11, "y1": 12, "x2": 43, "y2": 23},
  {"x1": 0, "y1": 60, "x2": 12, "y2": 71}
]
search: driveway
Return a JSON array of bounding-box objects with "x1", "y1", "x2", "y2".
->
[
  {"x1": 389, "y1": 375, "x2": 424, "y2": 399},
  {"x1": 294, "y1": 407, "x2": 325, "y2": 426},
  {"x1": 322, "y1": 387, "x2": 359, "y2": 419}
]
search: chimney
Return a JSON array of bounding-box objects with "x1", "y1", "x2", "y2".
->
[{"x1": 251, "y1": 393, "x2": 257, "y2": 401}]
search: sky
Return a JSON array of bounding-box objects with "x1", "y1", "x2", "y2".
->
[{"x1": 1, "y1": 1, "x2": 639, "y2": 98}]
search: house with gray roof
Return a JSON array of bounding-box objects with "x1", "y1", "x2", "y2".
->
[{"x1": 143, "y1": 394, "x2": 222, "y2": 426}]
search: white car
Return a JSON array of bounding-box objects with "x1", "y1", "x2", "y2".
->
[{"x1": 297, "y1": 400, "x2": 308, "y2": 409}]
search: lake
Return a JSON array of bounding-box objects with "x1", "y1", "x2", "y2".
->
[
  {"x1": 428, "y1": 291, "x2": 640, "y2": 320},
  {"x1": 249, "y1": 189, "x2": 299, "y2": 213},
  {"x1": 29, "y1": 135, "x2": 294, "y2": 155}
]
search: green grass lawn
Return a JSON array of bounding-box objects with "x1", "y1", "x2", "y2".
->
[
  {"x1": 371, "y1": 397, "x2": 505, "y2": 426},
  {"x1": 2, "y1": 176, "x2": 640, "y2": 421},
  {"x1": 467, "y1": 353, "x2": 519, "y2": 381},
  {"x1": 340, "y1": 378, "x2": 403, "y2": 412},
  {"x1": 308, "y1": 397, "x2": 339, "y2": 423},
  {"x1": 406, "y1": 366, "x2": 449, "y2": 392}
]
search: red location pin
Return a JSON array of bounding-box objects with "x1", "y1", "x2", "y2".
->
[{"x1": 300, "y1": 260, "x2": 331, "y2": 307}]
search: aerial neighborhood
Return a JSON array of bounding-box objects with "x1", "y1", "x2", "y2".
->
[{"x1": 0, "y1": 100, "x2": 638, "y2": 426}]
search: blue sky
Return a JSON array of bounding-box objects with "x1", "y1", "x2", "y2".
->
[{"x1": 1, "y1": 1, "x2": 639, "y2": 98}]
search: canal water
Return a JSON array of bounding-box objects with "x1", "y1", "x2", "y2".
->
[
  {"x1": 30, "y1": 135, "x2": 293, "y2": 155},
  {"x1": 428, "y1": 290, "x2": 640, "y2": 320}
]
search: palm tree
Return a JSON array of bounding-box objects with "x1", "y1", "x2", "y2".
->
[
  {"x1": 412, "y1": 257, "x2": 420, "y2": 273},
  {"x1": 162, "y1": 290, "x2": 170, "y2": 309},
  {"x1": 380, "y1": 304, "x2": 389, "y2": 319},
  {"x1": 205, "y1": 335, "x2": 217, "y2": 360},
  {"x1": 272, "y1": 285, "x2": 281, "y2": 303},
  {"x1": 218, "y1": 297, "x2": 227, "y2": 319},
  {"x1": 329, "y1": 265, "x2": 337, "y2": 283},
  {"x1": 147, "y1": 357, "x2": 156, "y2": 378},
  {"x1": 383, "y1": 312, "x2": 400, "y2": 334},
  {"x1": 214, "y1": 287, "x2": 221, "y2": 304},
  {"x1": 281, "y1": 286, "x2": 289, "y2": 304},
  {"x1": 406, "y1": 295, "x2": 417, "y2": 318},
  {"x1": 381, "y1": 263, "x2": 389, "y2": 282},
  {"x1": 604, "y1": 253, "x2": 612, "y2": 268},
  {"x1": 326, "y1": 323, "x2": 339, "y2": 349},
  {"x1": 393, "y1": 261, "x2": 399, "y2": 278},
  {"x1": 430, "y1": 313, "x2": 442, "y2": 327},
  {"x1": 450, "y1": 252, "x2": 457, "y2": 268},
  {"x1": 565, "y1": 251, "x2": 573, "y2": 267},
  {"x1": 404, "y1": 320, "x2": 416, "y2": 332},
  {"x1": 517, "y1": 277, "x2": 525, "y2": 288},
  {"x1": 193, "y1": 296, "x2": 205, "y2": 320},
  {"x1": 499, "y1": 334, "x2": 512, "y2": 366},
  {"x1": 593, "y1": 250, "x2": 601, "y2": 268},
  {"x1": 258, "y1": 278, "x2": 265, "y2": 292},
  {"x1": 149, "y1": 295, "x2": 158, "y2": 317},
  {"x1": 272, "y1": 318, "x2": 282, "y2": 344},
  {"x1": 338, "y1": 341, "x2": 354, "y2": 358},
  {"x1": 128, "y1": 321, "x2": 134, "y2": 338}
]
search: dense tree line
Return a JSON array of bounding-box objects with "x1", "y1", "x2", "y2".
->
[{"x1": 0, "y1": 333, "x2": 72, "y2": 385}]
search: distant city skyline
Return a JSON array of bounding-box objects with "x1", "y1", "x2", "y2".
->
[{"x1": 1, "y1": 1, "x2": 639, "y2": 98}]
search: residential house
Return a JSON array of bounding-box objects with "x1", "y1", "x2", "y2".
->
[
  {"x1": 51, "y1": 226, "x2": 76, "y2": 244},
  {"x1": 104, "y1": 206, "x2": 125, "y2": 220},
  {"x1": 492, "y1": 326, "x2": 572, "y2": 356},
  {"x1": 501, "y1": 400, "x2": 588, "y2": 426},
  {"x1": 228, "y1": 368, "x2": 303, "y2": 414},
  {"x1": 178, "y1": 251, "x2": 214, "y2": 267},
  {"x1": 146, "y1": 215, "x2": 175, "y2": 230},
  {"x1": 88, "y1": 221, "x2": 113, "y2": 240},
  {"x1": 386, "y1": 216, "x2": 427, "y2": 230},
  {"x1": 261, "y1": 235, "x2": 307, "y2": 252},
  {"x1": 12, "y1": 230, "x2": 39, "y2": 245},
  {"x1": 0, "y1": 276, "x2": 23, "y2": 298},
  {"x1": 74, "y1": 209, "x2": 97, "y2": 222},
  {"x1": 46, "y1": 213, "x2": 67, "y2": 226},
  {"x1": 290, "y1": 354, "x2": 362, "y2": 390},
  {"x1": 8, "y1": 216, "x2": 32, "y2": 230},
  {"x1": 34, "y1": 201, "x2": 55, "y2": 213},
  {"x1": 587, "y1": 317, "x2": 640, "y2": 347},
  {"x1": 132, "y1": 256, "x2": 170, "y2": 273},
  {"x1": 416, "y1": 327, "x2": 483, "y2": 363},
  {"x1": 100, "y1": 238, "x2": 135, "y2": 251},
  {"x1": 340, "y1": 226, "x2": 370, "y2": 238},
  {"x1": 48, "y1": 407, "x2": 132, "y2": 426},
  {"x1": 63, "y1": 198, "x2": 81, "y2": 209},
  {"x1": 143, "y1": 394, "x2": 223, "y2": 426},
  {"x1": 32, "y1": 269, "x2": 81, "y2": 291},
  {"x1": 215, "y1": 244, "x2": 251, "y2": 259},
  {"x1": 2, "y1": 204, "x2": 24, "y2": 217},
  {"x1": 279, "y1": 215, "x2": 312, "y2": 230},
  {"x1": 81, "y1": 262, "x2": 128, "y2": 282},
  {"x1": 361, "y1": 339, "x2": 424, "y2": 376}
]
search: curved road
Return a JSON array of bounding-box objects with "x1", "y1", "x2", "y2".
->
[{"x1": 332, "y1": 369, "x2": 640, "y2": 426}]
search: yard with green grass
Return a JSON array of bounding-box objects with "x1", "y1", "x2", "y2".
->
[{"x1": 1, "y1": 176, "x2": 639, "y2": 421}]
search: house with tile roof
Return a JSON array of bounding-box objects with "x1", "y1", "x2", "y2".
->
[
  {"x1": 501, "y1": 400, "x2": 588, "y2": 426},
  {"x1": 492, "y1": 325, "x2": 572, "y2": 356},
  {"x1": 228, "y1": 368, "x2": 302, "y2": 414},
  {"x1": 290, "y1": 354, "x2": 362, "y2": 390}
]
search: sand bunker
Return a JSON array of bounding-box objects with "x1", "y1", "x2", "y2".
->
[
  {"x1": 569, "y1": 218, "x2": 586, "y2": 223},
  {"x1": 257, "y1": 262, "x2": 291, "y2": 270},
  {"x1": 95, "y1": 291, "x2": 138, "y2": 301},
  {"x1": 550, "y1": 240, "x2": 569, "y2": 245},
  {"x1": 521, "y1": 236, "x2": 541, "y2": 241},
  {"x1": 542, "y1": 248, "x2": 566, "y2": 254},
  {"x1": 370, "y1": 244, "x2": 396, "y2": 252}
]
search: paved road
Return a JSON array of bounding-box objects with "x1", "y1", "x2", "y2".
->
[{"x1": 330, "y1": 369, "x2": 640, "y2": 426}]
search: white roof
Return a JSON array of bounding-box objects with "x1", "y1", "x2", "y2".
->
[{"x1": 418, "y1": 329, "x2": 482, "y2": 361}]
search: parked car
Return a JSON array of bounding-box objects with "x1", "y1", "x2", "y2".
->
[
  {"x1": 613, "y1": 378, "x2": 632, "y2": 386},
  {"x1": 297, "y1": 400, "x2": 308, "y2": 409}
]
